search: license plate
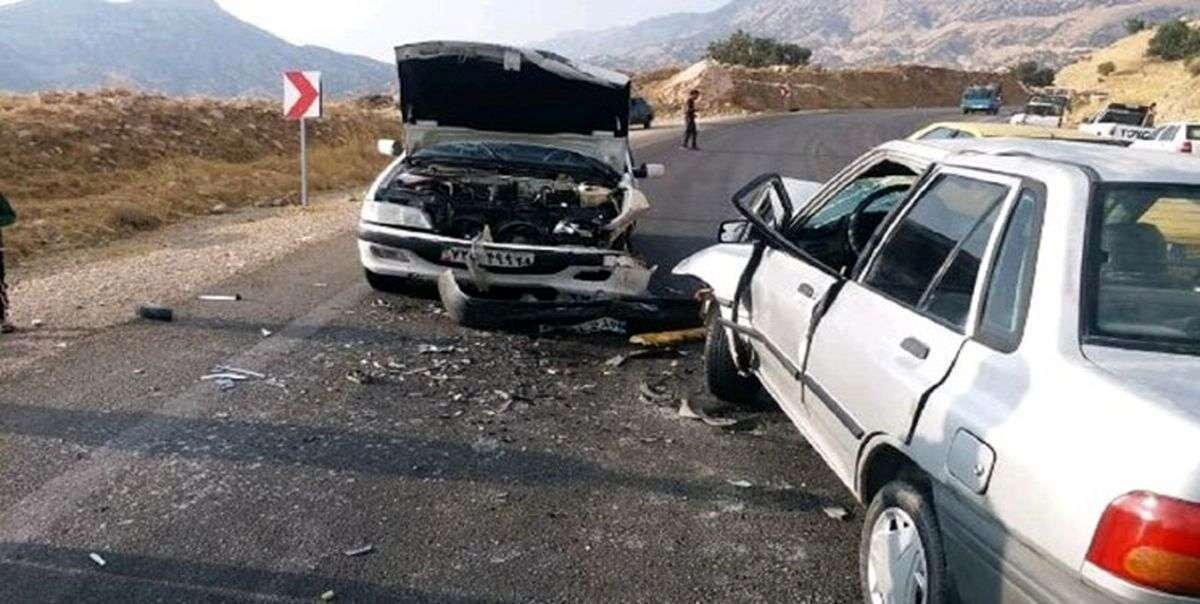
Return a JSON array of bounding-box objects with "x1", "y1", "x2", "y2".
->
[{"x1": 440, "y1": 247, "x2": 536, "y2": 268}]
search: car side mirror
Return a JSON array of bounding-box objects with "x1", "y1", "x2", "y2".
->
[
  {"x1": 732, "y1": 173, "x2": 794, "y2": 229},
  {"x1": 718, "y1": 220, "x2": 750, "y2": 243},
  {"x1": 377, "y1": 139, "x2": 400, "y2": 157},
  {"x1": 634, "y1": 163, "x2": 666, "y2": 179}
]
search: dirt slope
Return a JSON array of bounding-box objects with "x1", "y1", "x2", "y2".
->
[
  {"x1": 0, "y1": 90, "x2": 401, "y2": 261},
  {"x1": 1056, "y1": 21, "x2": 1200, "y2": 123},
  {"x1": 638, "y1": 60, "x2": 1028, "y2": 116}
]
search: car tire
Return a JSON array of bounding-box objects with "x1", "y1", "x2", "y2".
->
[
  {"x1": 364, "y1": 269, "x2": 413, "y2": 294},
  {"x1": 644, "y1": 120, "x2": 653, "y2": 129},
  {"x1": 860, "y1": 479, "x2": 951, "y2": 604},
  {"x1": 704, "y1": 319, "x2": 761, "y2": 406}
]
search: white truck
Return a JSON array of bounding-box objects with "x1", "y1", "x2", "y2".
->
[{"x1": 1079, "y1": 103, "x2": 1157, "y2": 141}]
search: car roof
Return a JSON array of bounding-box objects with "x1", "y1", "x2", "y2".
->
[
  {"x1": 909, "y1": 122, "x2": 1105, "y2": 142},
  {"x1": 912, "y1": 138, "x2": 1200, "y2": 185}
]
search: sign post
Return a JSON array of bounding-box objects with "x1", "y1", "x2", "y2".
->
[{"x1": 283, "y1": 71, "x2": 322, "y2": 206}]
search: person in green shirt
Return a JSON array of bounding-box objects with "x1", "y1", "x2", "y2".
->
[{"x1": 0, "y1": 192, "x2": 14, "y2": 333}]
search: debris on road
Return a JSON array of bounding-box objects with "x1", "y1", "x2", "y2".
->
[
  {"x1": 343, "y1": 544, "x2": 374, "y2": 557},
  {"x1": 30, "y1": 319, "x2": 44, "y2": 329},
  {"x1": 629, "y1": 327, "x2": 706, "y2": 348},
  {"x1": 197, "y1": 294, "x2": 242, "y2": 302},
  {"x1": 727, "y1": 479, "x2": 753, "y2": 489},
  {"x1": 137, "y1": 305, "x2": 174, "y2": 322},
  {"x1": 639, "y1": 381, "x2": 673, "y2": 404},
  {"x1": 215, "y1": 366, "x2": 266, "y2": 379},
  {"x1": 88, "y1": 552, "x2": 107, "y2": 567},
  {"x1": 418, "y1": 344, "x2": 461, "y2": 355},
  {"x1": 678, "y1": 398, "x2": 739, "y2": 428},
  {"x1": 320, "y1": 590, "x2": 336, "y2": 602},
  {"x1": 260, "y1": 328, "x2": 274, "y2": 338},
  {"x1": 346, "y1": 370, "x2": 373, "y2": 385},
  {"x1": 823, "y1": 506, "x2": 851, "y2": 521},
  {"x1": 604, "y1": 348, "x2": 679, "y2": 368}
]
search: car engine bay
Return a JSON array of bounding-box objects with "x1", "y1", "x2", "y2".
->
[{"x1": 377, "y1": 166, "x2": 625, "y2": 248}]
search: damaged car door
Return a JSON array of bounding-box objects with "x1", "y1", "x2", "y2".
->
[{"x1": 803, "y1": 168, "x2": 1021, "y2": 476}]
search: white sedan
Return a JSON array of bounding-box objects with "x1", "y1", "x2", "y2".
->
[
  {"x1": 677, "y1": 138, "x2": 1200, "y2": 603},
  {"x1": 1131, "y1": 122, "x2": 1200, "y2": 155}
]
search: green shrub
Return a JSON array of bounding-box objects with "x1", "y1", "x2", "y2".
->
[
  {"x1": 1010, "y1": 61, "x2": 1057, "y2": 87},
  {"x1": 1125, "y1": 18, "x2": 1147, "y2": 35},
  {"x1": 1147, "y1": 19, "x2": 1200, "y2": 61},
  {"x1": 707, "y1": 30, "x2": 812, "y2": 68},
  {"x1": 1097, "y1": 61, "x2": 1117, "y2": 77}
]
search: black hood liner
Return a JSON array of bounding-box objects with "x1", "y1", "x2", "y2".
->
[{"x1": 396, "y1": 42, "x2": 630, "y2": 138}]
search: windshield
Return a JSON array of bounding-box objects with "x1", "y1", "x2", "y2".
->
[
  {"x1": 409, "y1": 141, "x2": 618, "y2": 180},
  {"x1": 963, "y1": 88, "x2": 994, "y2": 100},
  {"x1": 1097, "y1": 109, "x2": 1147, "y2": 126},
  {"x1": 1025, "y1": 103, "x2": 1062, "y2": 117},
  {"x1": 1085, "y1": 183, "x2": 1200, "y2": 355},
  {"x1": 1187, "y1": 125, "x2": 1200, "y2": 141}
]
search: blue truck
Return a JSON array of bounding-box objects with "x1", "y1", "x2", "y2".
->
[{"x1": 961, "y1": 84, "x2": 1002, "y2": 115}]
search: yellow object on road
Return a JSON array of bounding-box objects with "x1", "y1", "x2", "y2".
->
[{"x1": 629, "y1": 327, "x2": 707, "y2": 347}]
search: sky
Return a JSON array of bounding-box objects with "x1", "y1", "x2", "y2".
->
[{"x1": 24, "y1": 0, "x2": 729, "y2": 61}]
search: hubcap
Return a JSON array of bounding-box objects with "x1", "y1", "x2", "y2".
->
[{"x1": 867, "y1": 507, "x2": 929, "y2": 604}]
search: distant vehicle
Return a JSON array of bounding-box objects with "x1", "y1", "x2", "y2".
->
[
  {"x1": 1079, "y1": 103, "x2": 1157, "y2": 141},
  {"x1": 1130, "y1": 122, "x2": 1200, "y2": 155},
  {"x1": 677, "y1": 137, "x2": 1200, "y2": 604},
  {"x1": 909, "y1": 121, "x2": 1121, "y2": 145},
  {"x1": 629, "y1": 97, "x2": 655, "y2": 129},
  {"x1": 1009, "y1": 94, "x2": 1068, "y2": 128},
  {"x1": 960, "y1": 84, "x2": 1002, "y2": 115}
]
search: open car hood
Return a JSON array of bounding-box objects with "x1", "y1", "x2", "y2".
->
[{"x1": 396, "y1": 41, "x2": 631, "y2": 138}]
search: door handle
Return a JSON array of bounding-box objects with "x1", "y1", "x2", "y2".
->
[
  {"x1": 901, "y1": 337, "x2": 930, "y2": 360},
  {"x1": 797, "y1": 283, "x2": 816, "y2": 299}
]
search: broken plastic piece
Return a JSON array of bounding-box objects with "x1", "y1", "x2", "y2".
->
[
  {"x1": 678, "y1": 398, "x2": 739, "y2": 428},
  {"x1": 216, "y1": 366, "x2": 267, "y2": 379},
  {"x1": 137, "y1": 305, "x2": 173, "y2": 322},
  {"x1": 343, "y1": 545, "x2": 374, "y2": 557},
  {"x1": 823, "y1": 506, "x2": 851, "y2": 521},
  {"x1": 198, "y1": 294, "x2": 242, "y2": 302},
  {"x1": 320, "y1": 590, "x2": 336, "y2": 602},
  {"x1": 727, "y1": 479, "x2": 753, "y2": 489},
  {"x1": 639, "y1": 381, "x2": 672, "y2": 403},
  {"x1": 630, "y1": 327, "x2": 706, "y2": 348},
  {"x1": 89, "y1": 552, "x2": 107, "y2": 567}
]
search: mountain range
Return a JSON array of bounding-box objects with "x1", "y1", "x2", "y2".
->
[
  {"x1": 0, "y1": 0, "x2": 392, "y2": 97},
  {"x1": 541, "y1": 0, "x2": 1199, "y2": 70}
]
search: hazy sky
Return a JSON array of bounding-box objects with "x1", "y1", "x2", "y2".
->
[{"x1": 0, "y1": 0, "x2": 727, "y2": 60}]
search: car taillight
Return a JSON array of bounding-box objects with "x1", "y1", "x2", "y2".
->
[
  {"x1": 1087, "y1": 492, "x2": 1200, "y2": 597},
  {"x1": 1179, "y1": 141, "x2": 1193, "y2": 153}
]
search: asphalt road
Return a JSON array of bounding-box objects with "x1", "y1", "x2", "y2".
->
[{"x1": 0, "y1": 107, "x2": 964, "y2": 603}]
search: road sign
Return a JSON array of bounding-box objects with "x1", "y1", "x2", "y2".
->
[
  {"x1": 283, "y1": 71, "x2": 321, "y2": 206},
  {"x1": 283, "y1": 71, "x2": 322, "y2": 120}
]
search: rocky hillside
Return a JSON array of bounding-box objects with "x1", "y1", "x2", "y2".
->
[
  {"x1": 544, "y1": 0, "x2": 1198, "y2": 70},
  {"x1": 637, "y1": 61, "x2": 1028, "y2": 116},
  {"x1": 1057, "y1": 19, "x2": 1200, "y2": 123},
  {"x1": 0, "y1": 0, "x2": 392, "y2": 97}
]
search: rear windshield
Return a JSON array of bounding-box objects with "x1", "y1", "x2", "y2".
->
[
  {"x1": 1026, "y1": 103, "x2": 1062, "y2": 117},
  {"x1": 1085, "y1": 183, "x2": 1200, "y2": 355},
  {"x1": 1097, "y1": 109, "x2": 1147, "y2": 126},
  {"x1": 1187, "y1": 126, "x2": 1200, "y2": 141}
]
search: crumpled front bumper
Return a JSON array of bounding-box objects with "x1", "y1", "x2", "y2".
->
[{"x1": 357, "y1": 222, "x2": 654, "y2": 298}]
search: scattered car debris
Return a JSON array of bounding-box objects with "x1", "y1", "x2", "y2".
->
[
  {"x1": 629, "y1": 327, "x2": 706, "y2": 348},
  {"x1": 678, "y1": 398, "x2": 739, "y2": 428},
  {"x1": 418, "y1": 344, "x2": 461, "y2": 355},
  {"x1": 320, "y1": 590, "x2": 336, "y2": 602},
  {"x1": 137, "y1": 305, "x2": 174, "y2": 322},
  {"x1": 197, "y1": 294, "x2": 242, "y2": 302},
  {"x1": 346, "y1": 370, "x2": 373, "y2": 385},
  {"x1": 30, "y1": 319, "x2": 43, "y2": 329},
  {"x1": 823, "y1": 506, "x2": 851, "y2": 521},
  {"x1": 260, "y1": 328, "x2": 274, "y2": 338},
  {"x1": 638, "y1": 381, "x2": 673, "y2": 404},
  {"x1": 216, "y1": 366, "x2": 266, "y2": 379},
  {"x1": 200, "y1": 373, "x2": 251, "y2": 382},
  {"x1": 727, "y1": 479, "x2": 753, "y2": 489},
  {"x1": 603, "y1": 348, "x2": 678, "y2": 368},
  {"x1": 343, "y1": 544, "x2": 374, "y2": 557},
  {"x1": 437, "y1": 271, "x2": 701, "y2": 334},
  {"x1": 88, "y1": 552, "x2": 107, "y2": 567}
]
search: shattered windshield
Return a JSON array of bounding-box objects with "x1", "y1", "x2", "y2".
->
[
  {"x1": 410, "y1": 141, "x2": 618, "y2": 180},
  {"x1": 1085, "y1": 183, "x2": 1200, "y2": 355},
  {"x1": 1097, "y1": 109, "x2": 1147, "y2": 126}
]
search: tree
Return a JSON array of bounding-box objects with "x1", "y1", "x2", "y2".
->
[
  {"x1": 1147, "y1": 19, "x2": 1200, "y2": 61},
  {"x1": 1125, "y1": 18, "x2": 1147, "y2": 35},
  {"x1": 1010, "y1": 61, "x2": 1057, "y2": 87},
  {"x1": 1097, "y1": 61, "x2": 1117, "y2": 77},
  {"x1": 707, "y1": 30, "x2": 812, "y2": 68}
]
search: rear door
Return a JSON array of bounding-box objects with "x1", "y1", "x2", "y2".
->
[{"x1": 804, "y1": 168, "x2": 1021, "y2": 471}]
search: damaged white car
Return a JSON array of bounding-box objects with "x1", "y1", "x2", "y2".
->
[{"x1": 359, "y1": 42, "x2": 663, "y2": 300}]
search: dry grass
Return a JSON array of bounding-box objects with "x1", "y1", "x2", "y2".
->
[
  {"x1": 1057, "y1": 21, "x2": 1200, "y2": 124},
  {"x1": 0, "y1": 89, "x2": 401, "y2": 261}
]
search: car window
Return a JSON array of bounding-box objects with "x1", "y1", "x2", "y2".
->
[
  {"x1": 1161, "y1": 126, "x2": 1180, "y2": 141},
  {"x1": 1087, "y1": 184, "x2": 1200, "y2": 355},
  {"x1": 920, "y1": 127, "x2": 960, "y2": 140},
  {"x1": 863, "y1": 174, "x2": 1011, "y2": 329},
  {"x1": 978, "y1": 190, "x2": 1042, "y2": 350},
  {"x1": 1187, "y1": 125, "x2": 1200, "y2": 141}
]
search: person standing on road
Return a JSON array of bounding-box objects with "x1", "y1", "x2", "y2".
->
[
  {"x1": 0, "y1": 191, "x2": 15, "y2": 334},
  {"x1": 682, "y1": 89, "x2": 700, "y2": 151}
]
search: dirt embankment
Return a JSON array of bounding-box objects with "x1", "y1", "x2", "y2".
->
[
  {"x1": 1056, "y1": 21, "x2": 1200, "y2": 124},
  {"x1": 636, "y1": 61, "x2": 1029, "y2": 116},
  {"x1": 0, "y1": 90, "x2": 402, "y2": 261}
]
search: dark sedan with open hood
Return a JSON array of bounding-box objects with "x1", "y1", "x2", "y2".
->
[{"x1": 359, "y1": 41, "x2": 665, "y2": 300}]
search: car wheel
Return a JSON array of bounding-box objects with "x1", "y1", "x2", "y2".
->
[
  {"x1": 644, "y1": 120, "x2": 653, "y2": 129},
  {"x1": 860, "y1": 480, "x2": 950, "y2": 604},
  {"x1": 704, "y1": 319, "x2": 761, "y2": 406},
  {"x1": 364, "y1": 269, "x2": 413, "y2": 294}
]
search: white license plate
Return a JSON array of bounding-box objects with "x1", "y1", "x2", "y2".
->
[{"x1": 440, "y1": 247, "x2": 536, "y2": 268}]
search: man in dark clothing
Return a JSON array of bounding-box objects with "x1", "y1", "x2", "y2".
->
[
  {"x1": 682, "y1": 89, "x2": 700, "y2": 150},
  {"x1": 0, "y1": 192, "x2": 15, "y2": 334}
]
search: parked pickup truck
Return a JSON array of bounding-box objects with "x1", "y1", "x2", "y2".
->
[
  {"x1": 1079, "y1": 103, "x2": 1157, "y2": 141},
  {"x1": 1009, "y1": 94, "x2": 1069, "y2": 128},
  {"x1": 1131, "y1": 122, "x2": 1200, "y2": 155},
  {"x1": 677, "y1": 138, "x2": 1200, "y2": 603}
]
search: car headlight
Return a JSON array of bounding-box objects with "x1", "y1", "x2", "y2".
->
[{"x1": 361, "y1": 201, "x2": 433, "y2": 229}]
